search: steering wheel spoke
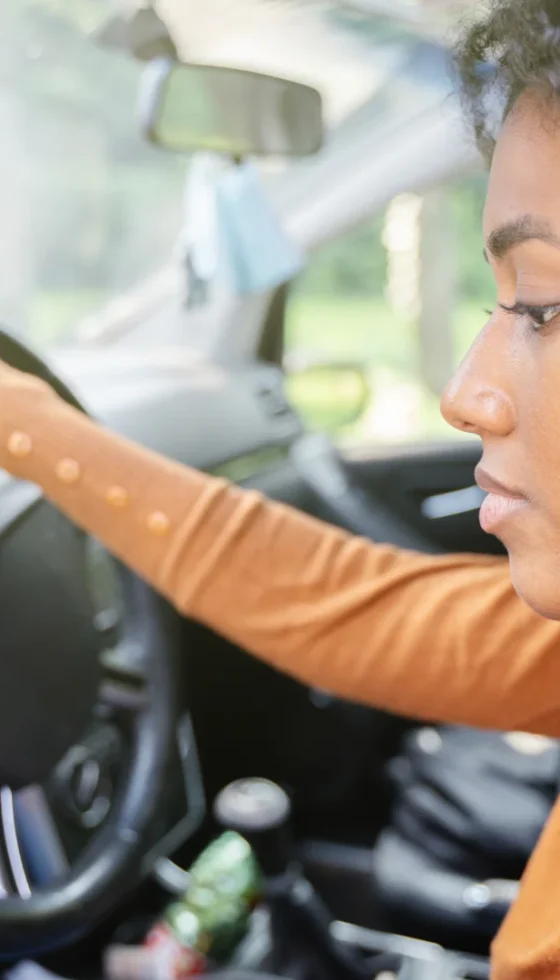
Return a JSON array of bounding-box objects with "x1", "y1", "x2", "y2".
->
[
  {"x1": 0, "y1": 786, "x2": 65, "y2": 899},
  {"x1": 0, "y1": 787, "x2": 32, "y2": 898},
  {"x1": 12, "y1": 786, "x2": 69, "y2": 890},
  {"x1": 0, "y1": 784, "x2": 71, "y2": 897},
  {"x1": 99, "y1": 647, "x2": 148, "y2": 713},
  {"x1": 0, "y1": 789, "x2": 21, "y2": 898}
]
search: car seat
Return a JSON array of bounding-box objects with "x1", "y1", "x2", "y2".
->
[{"x1": 371, "y1": 725, "x2": 560, "y2": 948}]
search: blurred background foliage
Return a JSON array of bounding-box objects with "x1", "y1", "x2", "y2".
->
[{"x1": 286, "y1": 175, "x2": 494, "y2": 442}]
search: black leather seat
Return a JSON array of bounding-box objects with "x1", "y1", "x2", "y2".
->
[
  {"x1": 371, "y1": 725, "x2": 560, "y2": 945},
  {"x1": 372, "y1": 829, "x2": 514, "y2": 942}
]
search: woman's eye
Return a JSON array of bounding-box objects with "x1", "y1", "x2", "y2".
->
[
  {"x1": 524, "y1": 305, "x2": 560, "y2": 331},
  {"x1": 498, "y1": 302, "x2": 560, "y2": 332}
]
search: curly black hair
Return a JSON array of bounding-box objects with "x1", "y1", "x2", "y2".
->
[{"x1": 455, "y1": 0, "x2": 560, "y2": 159}]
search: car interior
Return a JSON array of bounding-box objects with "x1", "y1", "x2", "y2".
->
[{"x1": 0, "y1": 1, "x2": 551, "y2": 978}]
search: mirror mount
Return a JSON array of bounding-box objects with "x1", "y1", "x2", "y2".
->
[{"x1": 96, "y1": 7, "x2": 178, "y2": 62}]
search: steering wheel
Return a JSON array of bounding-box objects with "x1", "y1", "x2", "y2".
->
[{"x1": 0, "y1": 330, "x2": 176, "y2": 959}]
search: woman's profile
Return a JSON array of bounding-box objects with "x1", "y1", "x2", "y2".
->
[{"x1": 4, "y1": 0, "x2": 560, "y2": 974}]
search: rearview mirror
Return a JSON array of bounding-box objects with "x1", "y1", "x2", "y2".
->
[
  {"x1": 138, "y1": 58, "x2": 324, "y2": 158},
  {"x1": 285, "y1": 361, "x2": 370, "y2": 434}
]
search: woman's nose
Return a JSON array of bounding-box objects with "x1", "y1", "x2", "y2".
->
[{"x1": 440, "y1": 324, "x2": 517, "y2": 438}]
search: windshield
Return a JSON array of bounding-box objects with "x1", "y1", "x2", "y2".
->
[
  {"x1": 0, "y1": 0, "x2": 444, "y2": 351},
  {"x1": 0, "y1": 0, "x2": 187, "y2": 348}
]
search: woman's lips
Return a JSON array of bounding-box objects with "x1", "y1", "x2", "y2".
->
[
  {"x1": 475, "y1": 467, "x2": 529, "y2": 534},
  {"x1": 479, "y1": 493, "x2": 528, "y2": 534}
]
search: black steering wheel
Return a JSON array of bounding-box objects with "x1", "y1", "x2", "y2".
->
[{"x1": 0, "y1": 330, "x2": 176, "y2": 959}]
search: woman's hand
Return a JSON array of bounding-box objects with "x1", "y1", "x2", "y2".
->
[{"x1": 0, "y1": 359, "x2": 57, "y2": 477}]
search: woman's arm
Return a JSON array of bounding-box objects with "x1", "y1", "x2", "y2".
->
[{"x1": 3, "y1": 367, "x2": 560, "y2": 736}]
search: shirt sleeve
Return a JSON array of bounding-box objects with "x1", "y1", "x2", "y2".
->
[{"x1": 6, "y1": 394, "x2": 560, "y2": 737}]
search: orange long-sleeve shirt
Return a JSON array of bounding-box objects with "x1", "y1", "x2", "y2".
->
[{"x1": 5, "y1": 392, "x2": 560, "y2": 978}]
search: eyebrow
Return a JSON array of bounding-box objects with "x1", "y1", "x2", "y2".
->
[{"x1": 486, "y1": 215, "x2": 560, "y2": 259}]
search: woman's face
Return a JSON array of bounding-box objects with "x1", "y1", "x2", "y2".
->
[{"x1": 442, "y1": 88, "x2": 560, "y2": 619}]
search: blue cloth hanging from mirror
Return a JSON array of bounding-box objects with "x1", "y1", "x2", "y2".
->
[{"x1": 216, "y1": 161, "x2": 305, "y2": 294}]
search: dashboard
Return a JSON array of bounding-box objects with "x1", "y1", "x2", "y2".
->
[{"x1": 52, "y1": 350, "x2": 303, "y2": 471}]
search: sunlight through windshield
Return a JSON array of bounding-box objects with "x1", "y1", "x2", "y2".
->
[
  {"x1": 0, "y1": 0, "x2": 186, "y2": 347},
  {"x1": 0, "y1": 0, "x2": 431, "y2": 349}
]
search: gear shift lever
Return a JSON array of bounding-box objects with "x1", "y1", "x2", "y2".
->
[
  {"x1": 214, "y1": 778, "x2": 292, "y2": 877},
  {"x1": 214, "y1": 779, "x2": 371, "y2": 980}
]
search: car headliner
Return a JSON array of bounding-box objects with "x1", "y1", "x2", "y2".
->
[{"x1": 114, "y1": 0, "x2": 485, "y2": 127}]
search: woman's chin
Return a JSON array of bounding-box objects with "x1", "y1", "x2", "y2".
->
[{"x1": 509, "y1": 552, "x2": 560, "y2": 621}]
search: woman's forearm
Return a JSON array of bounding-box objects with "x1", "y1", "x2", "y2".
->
[{"x1": 5, "y1": 390, "x2": 560, "y2": 736}]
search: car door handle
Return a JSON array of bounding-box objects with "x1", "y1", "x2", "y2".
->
[{"x1": 421, "y1": 485, "x2": 485, "y2": 520}]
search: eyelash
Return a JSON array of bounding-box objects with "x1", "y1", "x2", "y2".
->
[{"x1": 485, "y1": 302, "x2": 560, "y2": 332}]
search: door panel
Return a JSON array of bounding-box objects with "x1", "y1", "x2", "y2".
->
[{"x1": 343, "y1": 440, "x2": 505, "y2": 557}]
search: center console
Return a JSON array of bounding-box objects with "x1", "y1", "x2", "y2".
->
[
  {"x1": 330, "y1": 921, "x2": 489, "y2": 980},
  {"x1": 214, "y1": 778, "x2": 491, "y2": 980},
  {"x1": 229, "y1": 908, "x2": 490, "y2": 979}
]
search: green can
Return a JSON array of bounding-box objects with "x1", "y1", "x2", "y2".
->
[{"x1": 165, "y1": 831, "x2": 262, "y2": 964}]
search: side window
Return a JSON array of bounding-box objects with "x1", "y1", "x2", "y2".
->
[{"x1": 284, "y1": 175, "x2": 495, "y2": 446}]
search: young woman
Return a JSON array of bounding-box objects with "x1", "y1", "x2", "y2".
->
[{"x1": 3, "y1": 0, "x2": 560, "y2": 974}]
